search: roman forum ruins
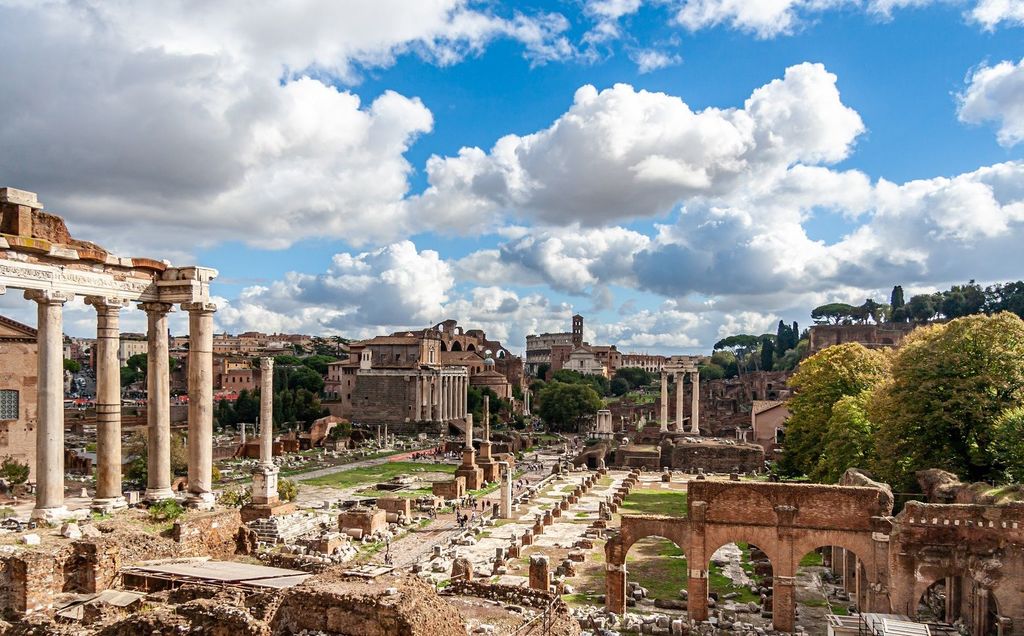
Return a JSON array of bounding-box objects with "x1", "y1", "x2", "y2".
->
[{"x1": 0, "y1": 187, "x2": 218, "y2": 520}]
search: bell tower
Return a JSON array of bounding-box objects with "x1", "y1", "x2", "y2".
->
[{"x1": 572, "y1": 314, "x2": 584, "y2": 348}]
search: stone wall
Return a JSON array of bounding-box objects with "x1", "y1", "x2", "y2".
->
[
  {"x1": 668, "y1": 439, "x2": 764, "y2": 473},
  {"x1": 352, "y1": 372, "x2": 415, "y2": 426},
  {"x1": 172, "y1": 508, "x2": 245, "y2": 559},
  {"x1": 271, "y1": 574, "x2": 465, "y2": 636}
]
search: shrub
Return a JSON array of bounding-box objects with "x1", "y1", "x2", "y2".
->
[
  {"x1": 148, "y1": 498, "x2": 185, "y2": 522},
  {"x1": 278, "y1": 477, "x2": 298, "y2": 502}
]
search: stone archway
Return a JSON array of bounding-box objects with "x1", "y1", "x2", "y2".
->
[{"x1": 605, "y1": 516, "x2": 690, "y2": 614}]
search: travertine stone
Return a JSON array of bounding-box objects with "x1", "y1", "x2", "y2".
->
[{"x1": 659, "y1": 371, "x2": 668, "y2": 432}]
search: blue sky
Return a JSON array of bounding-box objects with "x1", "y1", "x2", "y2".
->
[{"x1": 2, "y1": 1, "x2": 1024, "y2": 352}]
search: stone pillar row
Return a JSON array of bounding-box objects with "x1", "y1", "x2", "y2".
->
[{"x1": 21, "y1": 289, "x2": 217, "y2": 520}]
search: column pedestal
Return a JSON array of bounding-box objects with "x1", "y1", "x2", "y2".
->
[
  {"x1": 477, "y1": 441, "x2": 499, "y2": 483},
  {"x1": 455, "y1": 449, "x2": 484, "y2": 490}
]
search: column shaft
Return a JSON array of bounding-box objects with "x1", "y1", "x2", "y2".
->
[
  {"x1": 184, "y1": 302, "x2": 216, "y2": 506},
  {"x1": 26, "y1": 290, "x2": 72, "y2": 520},
  {"x1": 142, "y1": 302, "x2": 174, "y2": 501},
  {"x1": 413, "y1": 375, "x2": 422, "y2": 421},
  {"x1": 88, "y1": 297, "x2": 128, "y2": 508},
  {"x1": 675, "y1": 372, "x2": 685, "y2": 432},
  {"x1": 690, "y1": 371, "x2": 700, "y2": 434},
  {"x1": 659, "y1": 372, "x2": 668, "y2": 431},
  {"x1": 259, "y1": 357, "x2": 274, "y2": 466}
]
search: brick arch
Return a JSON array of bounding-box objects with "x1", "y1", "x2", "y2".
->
[
  {"x1": 611, "y1": 516, "x2": 690, "y2": 563},
  {"x1": 701, "y1": 525, "x2": 783, "y2": 572},
  {"x1": 791, "y1": 532, "x2": 879, "y2": 582}
]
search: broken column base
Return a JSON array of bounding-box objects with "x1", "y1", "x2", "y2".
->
[
  {"x1": 144, "y1": 487, "x2": 176, "y2": 503},
  {"x1": 185, "y1": 492, "x2": 216, "y2": 510},
  {"x1": 29, "y1": 505, "x2": 69, "y2": 524},
  {"x1": 90, "y1": 496, "x2": 128, "y2": 514},
  {"x1": 241, "y1": 501, "x2": 296, "y2": 523},
  {"x1": 455, "y1": 449, "x2": 484, "y2": 490}
]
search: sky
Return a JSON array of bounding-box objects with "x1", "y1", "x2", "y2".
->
[{"x1": 2, "y1": 0, "x2": 1024, "y2": 354}]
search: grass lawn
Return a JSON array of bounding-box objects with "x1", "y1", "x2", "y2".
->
[
  {"x1": 800, "y1": 551, "x2": 824, "y2": 567},
  {"x1": 301, "y1": 461, "x2": 456, "y2": 488},
  {"x1": 627, "y1": 538, "x2": 688, "y2": 599},
  {"x1": 620, "y1": 489, "x2": 688, "y2": 517}
]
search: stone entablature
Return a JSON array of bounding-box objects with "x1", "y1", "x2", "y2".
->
[{"x1": 0, "y1": 187, "x2": 218, "y2": 519}]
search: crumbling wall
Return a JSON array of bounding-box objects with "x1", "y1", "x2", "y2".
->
[
  {"x1": 271, "y1": 575, "x2": 464, "y2": 636},
  {"x1": 172, "y1": 508, "x2": 244, "y2": 558}
]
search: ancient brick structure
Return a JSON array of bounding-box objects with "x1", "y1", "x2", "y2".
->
[
  {"x1": 808, "y1": 322, "x2": 917, "y2": 354},
  {"x1": 605, "y1": 479, "x2": 1024, "y2": 635},
  {"x1": 613, "y1": 436, "x2": 764, "y2": 473},
  {"x1": 0, "y1": 315, "x2": 37, "y2": 480}
]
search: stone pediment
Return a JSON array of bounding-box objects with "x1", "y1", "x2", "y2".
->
[{"x1": 0, "y1": 315, "x2": 37, "y2": 340}]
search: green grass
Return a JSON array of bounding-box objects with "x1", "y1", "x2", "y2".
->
[
  {"x1": 300, "y1": 461, "x2": 456, "y2": 488},
  {"x1": 563, "y1": 592, "x2": 602, "y2": 606},
  {"x1": 626, "y1": 538, "x2": 688, "y2": 599},
  {"x1": 800, "y1": 551, "x2": 824, "y2": 567},
  {"x1": 708, "y1": 564, "x2": 759, "y2": 603},
  {"x1": 620, "y1": 489, "x2": 688, "y2": 517}
]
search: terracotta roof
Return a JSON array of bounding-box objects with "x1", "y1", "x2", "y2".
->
[
  {"x1": 0, "y1": 314, "x2": 37, "y2": 340},
  {"x1": 752, "y1": 400, "x2": 787, "y2": 415},
  {"x1": 360, "y1": 335, "x2": 421, "y2": 345}
]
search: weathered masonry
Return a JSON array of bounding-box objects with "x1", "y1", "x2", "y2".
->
[
  {"x1": 605, "y1": 480, "x2": 1024, "y2": 636},
  {"x1": 0, "y1": 187, "x2": 218, "y2": 519}
]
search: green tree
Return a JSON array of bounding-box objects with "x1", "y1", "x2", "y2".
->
[
  {"x1": 906, "y1": 294, "x2": 938, "y2": 322},
  {"x1": 779, "y1": 343, "x2": 890, "y2": 478},
  {"x1": 992, "y1": 408, "x2": 1024, "y2": 483},
  {"x1": 760, "y1": 336, "x2": 775, "y2": 371},
  {"x1": 871, "y1": 313, "x2": 1024, "y2": 489},
  {"x1": 610, "y1": 377, "x2": 630, "y2": 396},
  {"x1": 300, "y1": 354, "x2": 339, "y2": 375},
  {"x1": 698, "y1": 363, "x2": 726, "y2": 380},
  {"x1": 814, "y1": 392, "x2": 877, "y2": 483},
  {"x1": 537, "y1": 382, "x2": 603, "y2": 433},
  {"x1": 890, "y1": 285, "x2": 905, "y2": 314},
  {"x1": 0, "y1": 456, "x2": 30, "y2": 485},
  {"x1": 120, "y1": 366, "x2": 143, "y2": 387},
  {"x1": 614, "y1": 367, "x2": 653, "y2": 388},
  {"x1": 63, "y1": 358, "x2": 81, "y2": 374},
  {"x1": 810, "y1": 303, "x2": 857, "y2": 325},
  {"x1": 713, "y1": 335, "x2": 760, "y2": 375}
]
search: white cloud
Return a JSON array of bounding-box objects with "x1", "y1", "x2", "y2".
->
[
  {"x1": 958, "y1": 57, "x2": 1024, "y2": 146},
  {"x1": 970, "y1": 0, "x2": 1024, "y2": 29},
  {"x1": 673, "y1": 0, "x2": 857, "y2": 38},
  {"x1": 0, "y1": 1, "x2": 571, "y2": 254},
  {"x1": 413, "y1": 62, "x2": 864, "y2": 229},
  {"x1": 630, "y1": 49, "x2": 683, "y2": 73}
]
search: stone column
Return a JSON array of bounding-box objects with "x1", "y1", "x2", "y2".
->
[
  {"x1": 675, "y1": 372, "x2": 685, "y2": 432},
  {"x1": 252, "y1": 357, "x2": 279, "y2": 506},
  {"x1": 413, "y1": 375, "x2": 422, "y2": 421},
  {"x1": 87, "y1": 296, "x2": 129, "y2": 511},
  {"x1": 499, "y1": 461, "x2": 512, "y2": 518},
  {"x1": 26, "y1": 290, "x2": 72, "y2": 521},
  {"x1": 659, "y1": 371, "x2": 668, "y2": 432},
  {"x1": 183, "y1": 301, "x2": 216, "y2": 508},
  {"x1": 140, "y1": 302, "x2": 174, "y2": 501},
  {"x1": 440, "y1": 376, "x2": 448, "y2": 421},
  {"x1": 690, "y1": 370, "x2": 700, "y2": 434},
  {"x1": 460, "y1": 375, "x2": 467, "y2": 418},
  {"x1": 524, "y1": 389, "x2": 531, "y2": 416},
  {"x1": 688, "y1": 572, "x2": 709, "y2": 621},
  {"x1": 464, "y1": 412, "x2": 474, "y2": 450},
  {"x1": 483, "y1": 394, "x2": 490, "y2": 441},
  {"x1": 259, "y1": 357, "x2": 274, "y2": 466}
]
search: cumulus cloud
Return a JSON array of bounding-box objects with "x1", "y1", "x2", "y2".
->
[
  {"x1": 0, "y1": 1, "x2": 571, "y2": 254},
  {"x1": 413, "y1": 62, "x2": 864, "y2": 229},
  {"x1": 970, "y1": 0, "x2": 1024, "y2": 29},
  {"x1": 217, "y1": 241, "x2": 454, "y2": 334},
  {"x1": 958, "y1": 57, "x2": 1024, "y2": 146}
]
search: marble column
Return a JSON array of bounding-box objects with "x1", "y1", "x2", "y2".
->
[
  {"x1": 524, "y1": 389, "x2": 531, "y2": 416},
  {"x1": 183, "y1": 301, "x2": 216, "y2": 508},
  {"x1": 483, "y1": 394, "x2": 491, "y2": 441},
  {"x1": 141, "y1": 302, "x2": 174, "y2": 501},
  {"x1": 259, "y1": 357, "x2": 273, "y2": 466},
  {"x1": 432, "y1": 377, "x2": 440, "y2": 421},
  {"x1": 252, "y1": 357, "x2": 279, "y2": 505},
  {"x1": 26, "y1": 290, "x2": 72, "y2": 521},
  {"x1": 690, "y1": 371, "x2": 700, "y2": 434},
  {"x1": 460, "y1": 375, "x2": 467, "y2": 417},
  {"x1": 413, "y1": 375, "x2": 423, "y2": 421},
  {"x1": 659, "y1": 371, "x2": 668, "y2": 432},
  {"x1": 675, "y1": 372, "x2": 685, "y2": 432},
  {"x1": 87, "y1": 296, "x2": 129, "y2": 510}
]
